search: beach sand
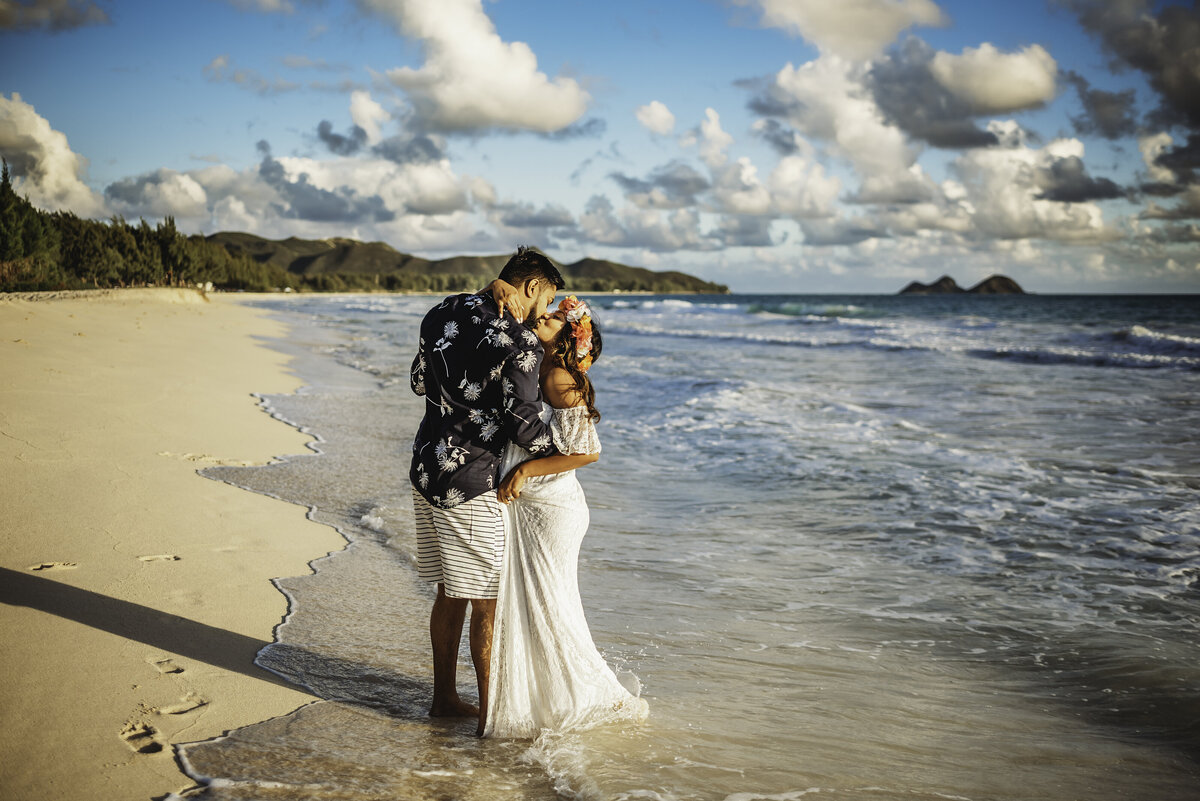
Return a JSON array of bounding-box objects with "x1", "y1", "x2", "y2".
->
[{"x1": 0, "y1": 289, "x2": 344, "y2": 800}]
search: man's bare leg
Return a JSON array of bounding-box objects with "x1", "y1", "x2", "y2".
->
[
  {"x1": 470, "y1": 598, "x2": 496, "y2": 737},
  {"x1": 429, "y1": 584, "x2": 478, "y2": 717}
]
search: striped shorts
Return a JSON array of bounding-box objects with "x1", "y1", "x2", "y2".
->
[{"x1": 412, "y1": 486, "x2": 505, "y2": 599}]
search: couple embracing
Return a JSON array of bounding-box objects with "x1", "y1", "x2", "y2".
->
[{"x1": 408, "y1": 246, "x2": 649, "y2": 738}]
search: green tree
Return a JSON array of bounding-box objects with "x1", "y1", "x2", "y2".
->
[
  {"x1": 1, "y1": 160, "x2": 27, "y2": 261},
  {"x1": 157, "y1": 217, "x2": 188, "y2": 284}
]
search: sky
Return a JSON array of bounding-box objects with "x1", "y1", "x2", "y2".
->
[{"x1": 2, "y1": 0, "x2": 1199, "y2": 293}]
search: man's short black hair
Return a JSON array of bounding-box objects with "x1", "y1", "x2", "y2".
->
[{"x1": 498, "y1": 246, "x2": 565, "y2": 290}]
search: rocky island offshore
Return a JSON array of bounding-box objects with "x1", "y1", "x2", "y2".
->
[{"x1": 899, "y1": 275, "x2": 1025, "y2": 295}]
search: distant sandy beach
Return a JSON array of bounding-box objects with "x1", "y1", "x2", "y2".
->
[{"x1": 0, "y1": 289, "x2": 344, "y2": 800}]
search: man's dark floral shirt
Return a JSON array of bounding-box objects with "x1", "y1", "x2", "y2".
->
[{"x1": 410, "y1": 292, "x2": 555, "y2": 508}]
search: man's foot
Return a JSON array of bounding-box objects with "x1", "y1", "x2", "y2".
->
[{"x1": 429, "y1": 697, "x2": 479, "y2": 718}]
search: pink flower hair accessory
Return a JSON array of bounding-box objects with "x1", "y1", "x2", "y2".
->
[{"x1": 557, "y1": 295, "x2": 594, "y2": 371}]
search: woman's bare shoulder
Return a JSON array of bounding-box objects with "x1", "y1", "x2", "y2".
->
[{"x1": 543, "y1": 367, "x2": 585, "y2": 408}]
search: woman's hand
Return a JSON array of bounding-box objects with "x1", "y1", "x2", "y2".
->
[
  {"x1": 484, "y1": 278, "x2": 522, "y2": 320},
  {"x1": 497, "y1": 465, "x2": 528, "y2": 504}
]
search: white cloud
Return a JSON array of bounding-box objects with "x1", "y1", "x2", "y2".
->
[
  {"x1": 611, "y1": 160, "x2": 710, "y2": 210},
  {"x1": 855, "y1": 163, "x2": 937, "y2": 204},
  {"x1": 189, "y1": 163, "x2": 277, "y2": 211},
  {"x1": 769, "y1": 154, "x2": 841, "y2": 218},
  {"x1": 711, "y1": 157, "x2": 772, "y2": 215},
  {"x1": 468, "y1": 176, "x2": 497, "y2": 208},
  {"x1": 577, "y1": 195, "x2": 625, "y2": 245},
  {"x1": 270, "y1": 152, "x2": 468, "y2": 216},
  {"x1": 0, "y1": 92, "x2": 105, "y2": 216},
  {"x1": 991, "y1": 238, "x2": 1043, "y2": 264},
  {"x1": 741, "y1": 0, "x2": 947, "y2": 61},
  {"x1": 1138, "y1": 132, "x2": 1176, "y2": 185},
  {"x1": 375, "y1": 210, "x2": 487, "y2": 252},
  {"x1": 636, "y1": 100, "x2": 676, "y2": 135},
  {"x1": 951, "y1": 124, "x2": 1116, "y2": 241},
  {"x1": 574, "y1": 195, "x2": 713, "y2": 251},
  {"x1": 388, "y1": 162, "x2": 470, "y2": 216},
  {"x1": 105, "y1": 169, "x2": 209, "y2": 219},
  {"x1": 878, "y1": 198, "x2": 971, "y2": 235},
  {"x1": 985, "y1": 119, "x2": 1028, "y2": 149},
  {"x1": 683, "y1": 107, "x2": 735, "y2": 169},
  {"x1": 677, "y1": 108, "x2": 781, "y2": 217},
  {"x1": 205, "y1": 54, "x2": 230, "y2": 73},
  {"x1": 485, "y1": 200, "x2": 575, "y2": 245},
  {"x1": 765, "y1": 56, "x2": 924, "y2": 202},
  {"x1": 714, "y1": 214, "x2": 775, "y2": 247},
  {"x1": 365, "y1": 0, "x2": 589, "y2": 133},
  {"x1": 929, "y1": 44, "x2": 1057, "y2": 113},
  {"x1": 211, "y1": 195, "x2": 258, "y2": 231},
  {"x1": 349, "y1": 90, "x2": 390, "y2": 145},
  {"x1": 798, "y1": 213, "x2": 888, "y2": 246}
]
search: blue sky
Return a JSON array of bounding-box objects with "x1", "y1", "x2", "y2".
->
[{"x1": 2, "y1": 0, "x2": 1198, "y2": 292}]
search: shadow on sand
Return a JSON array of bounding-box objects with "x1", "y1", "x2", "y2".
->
[{"x1": 0, "y1": 566, "x2": 430, "y2": 710}]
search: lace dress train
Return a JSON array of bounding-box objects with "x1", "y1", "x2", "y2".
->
[{"x1": 484, "y1": 405, "x2": 648, "y2": 738}]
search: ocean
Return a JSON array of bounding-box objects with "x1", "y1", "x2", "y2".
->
[{"x1": 175, "y1": 292, "x2": 1200, "y2": 801}]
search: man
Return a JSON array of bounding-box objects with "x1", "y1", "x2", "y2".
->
[{"x1": 409, "y1": 246, "x2": 563, "y2": 736}]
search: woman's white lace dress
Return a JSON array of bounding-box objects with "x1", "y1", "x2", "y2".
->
[{"x1": 484, "y1": 404, "x2": 649, "y2": 738}]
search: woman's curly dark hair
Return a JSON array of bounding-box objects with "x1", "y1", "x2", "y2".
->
[{"x1": 546, "y1": 313, "x2": 603, "y2": 421}]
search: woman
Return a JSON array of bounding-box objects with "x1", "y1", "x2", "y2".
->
[{"x1": 483, "y1": 294, "x2": 649, "y2": 738}]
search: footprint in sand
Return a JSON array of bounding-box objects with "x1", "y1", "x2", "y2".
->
[
  {"x1": 147, "y1": 657, "x2": 184, "y2": 675},
  {"x1": 28, "y1": 561, "x2": 78, "y2": 571},
  {"x1": 157, "y1": 451, "x2": 257, "y2": 467},
  {"x1": 157, "y1": 693, "x2": 208, "y2": 715},
  {"x1": 119, "y1": 720, "x2": 163, "y2": 754},
  {"x1": 137, "y1": 554, "x2": 180, "y2": 562}
]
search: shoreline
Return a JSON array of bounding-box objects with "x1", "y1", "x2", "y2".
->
[{"x1": 0, "y1": 288, "x2": 346, "y2": 800}]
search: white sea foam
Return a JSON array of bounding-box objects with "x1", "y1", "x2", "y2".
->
[
  {"x1": 980, "y1": 344, "x2": 1200, "y2": 369},
  {"x1": 359, "y1": 506, "x2": 391, "y2": 533},
  {"x1": 603, "y1": 307, "x2": 1198, "y2": 370},
  {"x1": 1124, "y1": 324, "x2": 1200, "y2": 353}
]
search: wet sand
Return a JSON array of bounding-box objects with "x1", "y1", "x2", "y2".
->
[{"x1": 0, "y1": 289, "x2": 344, "y2": 800}]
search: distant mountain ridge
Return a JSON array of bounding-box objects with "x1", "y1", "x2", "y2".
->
[
  {"x1": 899, "y1": 274, "x2": 1025, "y2": 295},
  {"x1": 206, "y1": 232, "x2": 729, "y2": 294}
]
